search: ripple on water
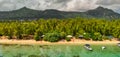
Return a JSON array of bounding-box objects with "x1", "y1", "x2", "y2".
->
[{"x1": 1, "y1": 44, "x2": 120, "y2": 57}]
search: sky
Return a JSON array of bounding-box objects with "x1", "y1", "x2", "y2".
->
[{"x1": 0, "y1": 0, "x2": 120, "y2": 13}]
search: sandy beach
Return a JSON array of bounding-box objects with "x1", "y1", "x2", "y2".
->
[{"x1": 0, "y1": 39, "x2": 119, "y2": 45}]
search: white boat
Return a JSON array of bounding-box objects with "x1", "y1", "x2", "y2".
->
[
  {"x1": 84, "y1": 44, "x2": 93, "y2": 51},
  {"x1": 117, "y1": 43, "x2": 120, "y2": 47},
  {"x1": 102, "y1": 46, "x2": 106, "y2": 50},
  {"x1": 84, "y1": 46, "x2": 93, "y2": 51}
]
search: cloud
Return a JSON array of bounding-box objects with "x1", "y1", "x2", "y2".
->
[
  {"x1": 64, "y1": 0, "x2": 98, "y2": 11},
  {"x1": 0, "y1": 0, "x2": 119, "y2": 13},
  {"x1": 96, "y1": 0, "x2": 120, "y2": 5},
  {"x1": 28, "y1": 0, "x2": 72, "y2": 10},
  {"x1": 0, "y1": 0, "x2": 98, "y2": 11},
  {"x1": 28, "y1": 0, "x2": 98, "y2": 12}
]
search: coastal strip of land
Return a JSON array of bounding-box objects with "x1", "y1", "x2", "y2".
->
[{"x1": 0, "y1": 39, "x2": 119, "y2": 45}]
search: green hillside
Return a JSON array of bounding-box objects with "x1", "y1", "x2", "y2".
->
[{"x1": 0, "y1": 6, "x2": 119, "y2": 20}]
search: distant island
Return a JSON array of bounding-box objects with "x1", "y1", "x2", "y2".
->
[{"x1": 0, "y1": 6, "x2": 120, "y2": 20}]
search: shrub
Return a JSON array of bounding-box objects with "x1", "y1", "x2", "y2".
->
[
  {"x1": 43, "y1": 32, "x2": 61, "y2": 42},
  {"x1": 90, "y1": 32, "x2": 102, "y2": 41},
  {"x1": 83, "y1": 33, "x2": 90, "y2": 40},
  {"x1": 34, "y1": 33, "x2": 40, "y2": 41},
  {"x1": 34, "y1": 31, "x2": 43, "y2": 41},
  {"x1": 7, "y1": 35, "x2": 13, "y2": 39},
  {"x1": 17, "y1": 34, "x2": 23, "y2": 39},
  {"x1": 102, "y1": 35, "x2": 109, "y2": 40},
  {"x1": 65, "y1": 37, "x2": 71, "y2": 41},
  {"x1": 60, "y1": 32, "x2": 67, "y2": 39}
]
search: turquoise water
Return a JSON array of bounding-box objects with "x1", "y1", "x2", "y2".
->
[{"x1": 0, "y1": 44, "x2": 120, "y2": 57}]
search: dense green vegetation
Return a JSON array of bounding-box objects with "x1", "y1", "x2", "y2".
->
[
  {"x1": 0, "y1": 18, "x2": 120, "y2": 42},
  {"x1": 43, "y1": 32, "x2": 61, "y2": 42}
]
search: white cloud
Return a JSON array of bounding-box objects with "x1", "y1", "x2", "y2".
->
[
  {"x1": 64, "y1": 0, "x2": 98, "y2": 11},
  {"x1": 97, "y1": 0, "x2": 120, "y2": 5}
]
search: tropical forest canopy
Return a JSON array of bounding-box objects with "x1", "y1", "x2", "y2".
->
[{"x1": 0, "y1": 18, "x2": 120, "y2": 42}]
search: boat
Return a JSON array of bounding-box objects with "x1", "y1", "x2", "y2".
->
[
  {"x1": 117, "y1": 43, "x2": 120, "y2": 47},
  {"x1": 84, "y1": 44, "x2": 93, "y2": 51},
  {"x1": 101, "y1": 46, "x2": 106, "y2": 50}
]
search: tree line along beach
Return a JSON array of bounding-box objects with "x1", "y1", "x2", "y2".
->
[{"x1": 0, "y1": 18, "x2": 119, "y2": 45}]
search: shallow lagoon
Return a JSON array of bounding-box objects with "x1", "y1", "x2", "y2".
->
[{"x1": 0, "y1": 44, "x2": 120, "y2": 57}]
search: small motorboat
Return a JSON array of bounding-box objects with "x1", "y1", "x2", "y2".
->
[
  {"x1": 84, "y1": 44, "x2": 93, "y2": 51},
  {"x1": 101, "y1": 46, "x2": 106, "y2": 50},
  {"x1": 117, "y1": 43, "x2": 120, "y2": 47}
]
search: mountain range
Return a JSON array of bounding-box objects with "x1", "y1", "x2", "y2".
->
[{"x1": 0, "y1": 6, "x2": 120, "y2": 20}]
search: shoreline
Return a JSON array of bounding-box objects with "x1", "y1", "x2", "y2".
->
[{"x1": 0, "y1": 39, "x2": 119, "y2": 45}]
